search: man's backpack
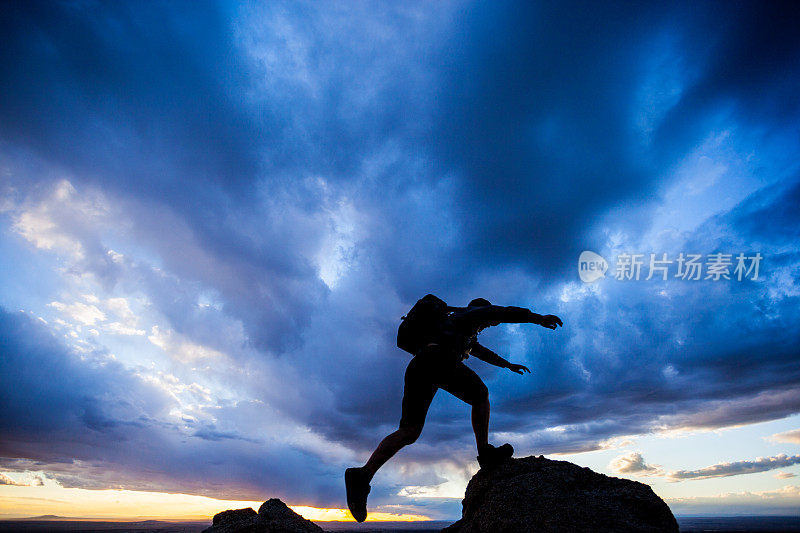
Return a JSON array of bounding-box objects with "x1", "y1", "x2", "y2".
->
[{"x1": 397, "y1": 294, "x2": 449, "y2": 355}]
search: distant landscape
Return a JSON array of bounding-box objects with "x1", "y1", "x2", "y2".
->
[{"x1": 2, "y1": 517, "x2": 800, "y2": 533}]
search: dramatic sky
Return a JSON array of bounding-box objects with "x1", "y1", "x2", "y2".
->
[{"x1": 1, "y1": 0, "x2": 799, "y2": 521}]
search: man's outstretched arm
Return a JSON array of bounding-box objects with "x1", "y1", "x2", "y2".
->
[
  {"x1": 471, "y1": 343, "x2": 530, "y2": 375},
  {"x1": 464, "y1": 305, "x2": 563, "y2": 330}
]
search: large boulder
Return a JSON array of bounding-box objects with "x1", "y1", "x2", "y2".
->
[
  {"x1": 442, "y1": 455, "x2": 678, "y2": 533},
  {"x1": 202, "y1": 499, "x2": 323, "y2": 533}
]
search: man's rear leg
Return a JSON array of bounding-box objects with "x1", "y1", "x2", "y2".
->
[
  {"x1": 363, "y1": 425, "x2": 422, "y2": 480},
  {"x1": 346, "y1": 425, "x2": 422, "y2": 522}
]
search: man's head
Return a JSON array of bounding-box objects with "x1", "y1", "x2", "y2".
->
[{"x1": 468, "y1": 298, "x2": 491, "y2": 308}]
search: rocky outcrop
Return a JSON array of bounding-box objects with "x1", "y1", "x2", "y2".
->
[
  {"x1": 442, "y1": 455, "x2": 678, "y2": 533},
  {"x1": 202, "y1": 499, "x2": 323, "y2": 533}
]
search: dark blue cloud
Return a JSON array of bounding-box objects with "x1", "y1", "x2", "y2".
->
[
  {"x1": 0, "y1": 0, "x2": 328, "y2": 352},
  {"x1": 0, "y1": 1, "x2": 260, "y2": 195},
  {"x1": 421, "y1": 1, "x2": 800, "y2": 282}
]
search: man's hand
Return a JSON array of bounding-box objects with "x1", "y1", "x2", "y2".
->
[
  {"x1": 508, "y1": 363, "x2": 530, "y2": 375},
  {"x1": 538, "y1": 314, "x2": 563, "y2": 330}
]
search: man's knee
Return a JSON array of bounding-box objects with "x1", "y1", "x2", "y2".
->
[{"x1": 398, "y1": 425, "x2": 422, "y2": 445}]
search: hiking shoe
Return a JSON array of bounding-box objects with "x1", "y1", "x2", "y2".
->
[
  {"x1": 345, "y1": 467, "x2": 371, "y2": 522},
  {"x1": 477, "y1": 443, "x2": 514, "y2": 469}
]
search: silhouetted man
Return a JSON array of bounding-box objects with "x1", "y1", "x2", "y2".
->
[{"x1": 345, "y1": 295, "x2": 562, "y2": 522}]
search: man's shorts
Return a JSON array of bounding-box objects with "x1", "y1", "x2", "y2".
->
[{"x1": 399, "y1": 347, "x2": 489, "y2": 429}]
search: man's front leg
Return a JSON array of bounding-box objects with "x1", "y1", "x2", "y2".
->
[{"x1": 471, "y1": 397, "x2": 490, "y2": 449}]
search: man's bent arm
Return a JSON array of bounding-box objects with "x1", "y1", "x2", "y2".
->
[{"x1": 470, "y1": 343, "x2": 511, "y2": 369}]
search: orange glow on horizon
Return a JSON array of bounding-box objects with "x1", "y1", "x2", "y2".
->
[
  {"x1": 290, "y1": 505, "x2": 431, "y2": 522},
  {"x1": 0, "y1": 478, "x2": 431, "y2": 522}
]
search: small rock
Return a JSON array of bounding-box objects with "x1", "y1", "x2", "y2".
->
[
  {"x1": 257, "y1": 498, "x2": 324, "y2": 533},
  {"x1": 204, "y1": 507, "x2": 259, "y2": 533},
  {"x1": 203, "y1": 499, "x2": 322, "y2": 533}
]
